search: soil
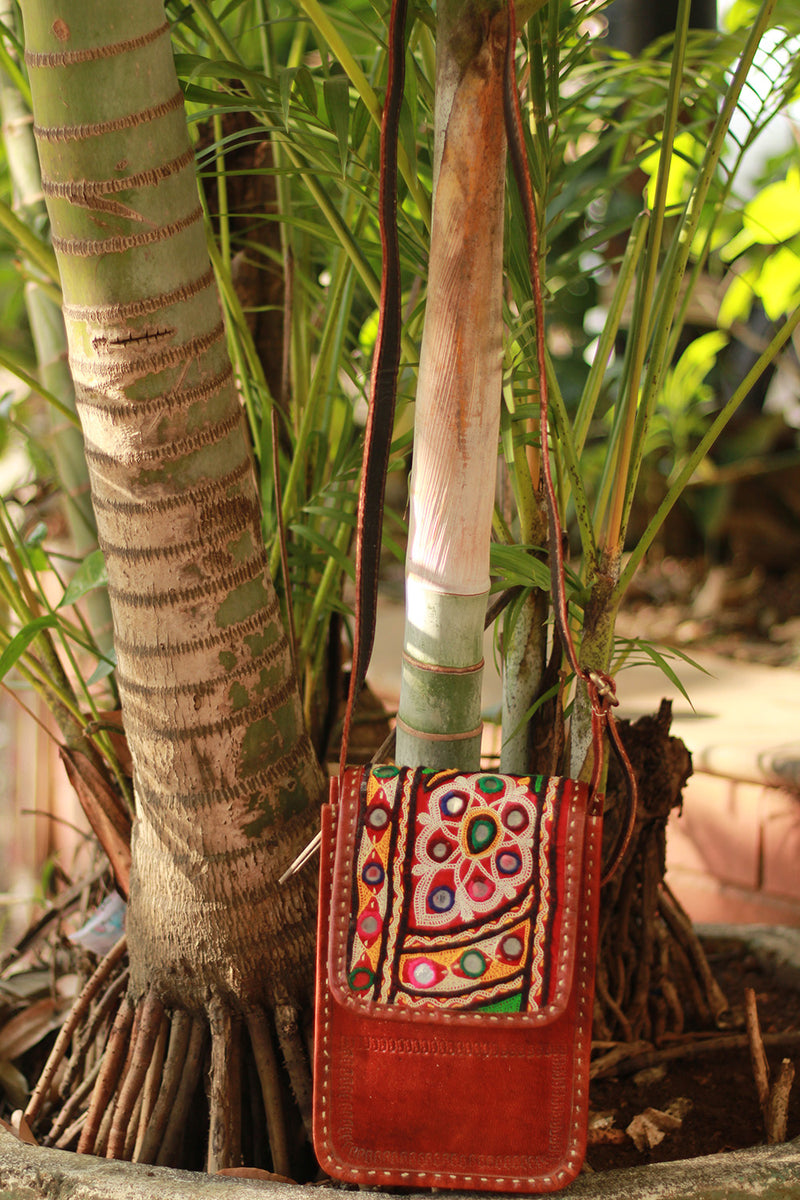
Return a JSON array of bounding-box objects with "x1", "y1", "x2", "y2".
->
[{"x1": 586, "y1": 934, "x2": 800, "y2": 1173}]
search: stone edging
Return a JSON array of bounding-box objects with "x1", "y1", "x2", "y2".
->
[{"x1": 1, "y1": 1130, "x2": 800, "y2": 1200}]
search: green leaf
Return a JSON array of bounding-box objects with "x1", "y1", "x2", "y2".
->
[
  {"x1": 0, "y1": 616, "x2": 58, "y2": 682},
  {"x1": 59, "y1": 550, "x2": 108, "y2": 609},
  {"x1": 755, "y1": 244, "x2": 800, "y2": 320},
  {"x1": 744, "y1": 167, "x2": 800, "y2": 246},
  {"x1": 295, "y1": 66, "x2": 318, "y2": 115},
  {"x1": 87, "y1": 652, "x2": 117, "y2": 687},
  {"x1": 279, "y1": 67, "x2": 296, "y2": 129},
  {"x1": 614, "y1": 637, "x2": 709, "y2": 708},
  {"x1": 718, "y1": 267, "x2": 757, "y2": 329},
  {"x1": 291, "y1": 523, "x2": 356, "y2": 578},
  {"x1": 323, "y1": 77, "x2": 350, "y2": 176}
]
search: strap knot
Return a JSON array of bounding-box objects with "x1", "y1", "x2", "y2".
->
[{"x1": 585, "y1": 668, "x2": 619, "y2": 710}]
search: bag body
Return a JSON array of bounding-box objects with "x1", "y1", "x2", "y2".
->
[{"x1": 313, "y1": 764, "x2": 603, "y2": 1193}]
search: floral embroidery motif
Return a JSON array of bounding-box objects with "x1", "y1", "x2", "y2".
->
[{"x1": 346, "y1": 768, "x2": 573, "y2": 1013}]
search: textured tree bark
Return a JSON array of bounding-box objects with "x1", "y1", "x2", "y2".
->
[{"x1": 20, "y1": 0, "x2": 325, "y2": 1016}]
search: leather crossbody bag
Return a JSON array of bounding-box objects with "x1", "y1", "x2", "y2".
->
[{"x1": 283, "y1": 2, "x2": 637, "y2": 1190}]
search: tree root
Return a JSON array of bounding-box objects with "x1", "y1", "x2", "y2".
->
[
  {"x1": 275, "y1": 1003, "x2": 313, "y2": 1140},
  {"x1": 24, "y1": 945, "x2": 314, "y2": 1176},
  {"x1": 26, "y1": 934, "x2": 128, "y2": 1127},
  {"x1": 208, "y1": 999, "x2": 242, "y2": 1172},
  {"x1": 595, "y1": 701, "x2": 727, "y2": 1043},
  {"x1": 246, "y1": 1008, "x2": 291, "y2": 1177},
  {"x1": 592, "y1": 1027, "x2": 800, "y2": 1081}
]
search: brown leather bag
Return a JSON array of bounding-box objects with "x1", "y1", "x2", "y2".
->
[{"x1": 313, "y1": 764, "x2": 604, "y2": 1192}]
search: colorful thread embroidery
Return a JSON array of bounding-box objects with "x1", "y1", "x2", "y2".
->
[{"x1": 346, "y1": 768, "x2": 573, "y2": 1012}]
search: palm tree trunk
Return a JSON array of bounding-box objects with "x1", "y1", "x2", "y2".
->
[
  {"x1": 19, "y1": 0, "x2": 325, "y2": 1167},
  {"x1": 395, "y1": 0, "x2": 507, "y2": 770},
  {"x1": 21, "y1": 0, "x2": 325, "y2": 1008}
]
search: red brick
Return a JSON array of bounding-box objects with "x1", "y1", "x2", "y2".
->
[
  {"x1": 670, "y1": 773, "x2": 761, "y2": 890},
  {"x1": 666, "y1": 870, "x2": 800, "y2": 927},
  {"x1": 760, "y1": 788, "x2": 800, "y2": 901}
]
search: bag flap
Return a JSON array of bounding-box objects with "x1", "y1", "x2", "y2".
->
[{"x1": 326, "y1": 765, "x2": 593, "y2": 1027}]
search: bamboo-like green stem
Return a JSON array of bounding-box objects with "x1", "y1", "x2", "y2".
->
[{"x1": 396, "y1": 0, "x2": 507, "y2": 771}]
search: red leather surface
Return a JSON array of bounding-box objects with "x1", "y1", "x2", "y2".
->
[{"x1": 313, "y1": 777, "x2": 603, "y2": 1193}]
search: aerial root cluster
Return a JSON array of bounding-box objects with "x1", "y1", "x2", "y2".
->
[{"x1": 24, "y1": 935, "x2": 313, "y2": 1174}]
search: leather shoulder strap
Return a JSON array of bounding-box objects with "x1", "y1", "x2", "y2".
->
[{"x1": 339, "y1": 0, "x2": 407, "y2": 778}]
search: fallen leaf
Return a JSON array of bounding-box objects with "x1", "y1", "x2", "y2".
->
[
  {"x1": 0, "y1": 998, "x2": 68, "y2": 1061},
  {"x1": 59, "y1": 747, "x2": 131, "y2": 897},
  {"x1": 588, "y1": 1110, "x2": 617, "y2": 1131},
  {"x1": 10, "y1": 1110, "x2": 37, "y2": 1145},
  {"x1": 626, "y1": 1106, "x2": 683, "y2": 1151},
  {"x1": 0, "y1": 1061, "x2": 28, "y2": 1109}
]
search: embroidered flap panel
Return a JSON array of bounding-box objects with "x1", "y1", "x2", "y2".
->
[{"x1": 328, "y1": 766, "x2": 590, "y2": 1023}]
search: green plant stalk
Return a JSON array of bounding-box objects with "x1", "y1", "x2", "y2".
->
[
  {"x1": 0, "y1": 630, "x2": 83, "y2": 723},
  {"x1": 619, "y1": 0, "x2": 778, "y2": 544},
  {"x1": 506, "y1": 414, "x2": 539, "y2": 546},
  {"x1": 212, "y1": 110, "x2": 231, "y2": 270},
  {"x1": 257, "y1": 0, "x2": 302, "y2": 465},
  {"x1": 0, "y1": 509, "x2": 93, "y2": 720},
  {"x1": 202, "y1": 209, "x2": 271, "y2": 451},
  {"x1": 268, "y1": 242, "x2": 356, "y2": 577},
  {"x1": 500, "y1": 586, "x2": 549, "y2": 774},
  {"x1": 0, "y1": 601, "x2": 91, "y2": 751},
  {"x1": 0, "y1": 23, "x2": 30, "y2": 105},
  {"x1": 615, "y1": 301, "x2": 800, "y2": 600},
  {"x1": 591, "y1": 252, "x2": 650, "y2": 535},
  {"x1": 602, "y1": 0, "x2": 691, "y2": 563},
  {"x1": 499, "y1": 404, "x2": 548, "y2": 773},
  {"x1": 0, "y1": 619, "x2": 131, "y2": 799},
  {"x1": 545, "y1": 352, "x2": 596, "y2": 570},
  {"x1": 0, "y1": 343, "x2": 78, "y2": 425},
  {"x1": 0, "y1": 196, "x2": 58, "y2": 280},
  {"x1": 289, "y1": 235, "x2": 310, "y2": 437},
  {"x1": 298, "y1": 516, "x2": 353, "y2": 665},
  {"x1": 572, "y1": 209, "x2": 649, "y2": 462}
]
